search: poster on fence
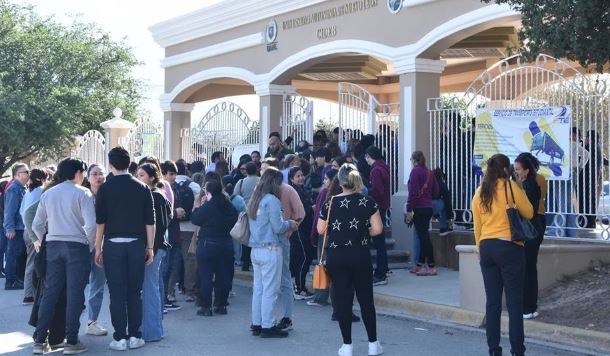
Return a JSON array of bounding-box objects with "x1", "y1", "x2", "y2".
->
[
  {"x1": 141, "y1": 132, "x2": 157, "y2": 157},
  {"x1": 473, "y1": 106, "x2": 572, "y2": 180}
]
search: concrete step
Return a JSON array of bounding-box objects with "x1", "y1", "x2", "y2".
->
[{"x1": 371, "y1": 249, "x2": 410, "y2": 263}]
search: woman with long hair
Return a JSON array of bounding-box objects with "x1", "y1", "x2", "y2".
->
[
  {"x1": 191, "y1": 180, "x2": 237, "y2": 316},
  {"x1": 317, "y1": 164, "x2": 384, "y2": 356},
  {"x1": 247, "y1": 168, "x2": 297, "y2": 338},
  {"x1": 472, "y1": 154, "x2": 534, "y2": 356},
  {"x1": 136, "y1": 163, "x2": 172, "y2": 341}
]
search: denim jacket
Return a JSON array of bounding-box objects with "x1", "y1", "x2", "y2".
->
[
  {"x1": 3, "y1": 181, "x2": 26, "y2": 232},
  {"x1": 248, "y1": 193, "x2": 290, "y2": 248}
]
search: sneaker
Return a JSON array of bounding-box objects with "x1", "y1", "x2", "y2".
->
[
  {"x1": 5, "y1": 280, "x2": 24, "y2": 290},
  {"x1": 109, "y1": 339, "x2": 128, "y2": 351},
  {"x1": 532, "y1": 311, "x2": 540, "y2": 318},
  {"x1": 86, "y1": 321, "x2": 108, "y2": 336},
  {"x1": 372, "y1": 276, "x2": 388, "y2": 286},
  {"x1": 368, "y1": 341, "x2": 384, "y2": 355},
  {"x1": 0, "y1": 270, "x2": 5, "y2": 278},
  {"x1": 250, "y1": 325, "x2": 262, "y2": 336},
  {"x1": 32, "y1": 343, "x2": 46, "y2": 355},
  {"x1": 214, "y1": 306, "x2": 227, "y2": 315},
  {"x1": 351, "y1": 313, "x2": 361, "y2": 322},
  {"x1": 306, "y1": 300, "x2": 327, "y2": 307},
  {"x1": 128, "y1": 337, "x2": 145, "y2": 350},
  {"x1": 294, "y1": 290, "x2": 314, "y2": 300},
  {"x1": 276, "y1": 317, "x2": 293, "y2": 331},
  {"x1": 22, "y1": 296, "x2": 34, "y2": 305},
  {"x1": 163, "y1": 303, "x2": 181, "y2": 311},
  {"x1": 439, "y1": 228, "x2": 452, "y2": 236},
  {"x1": 229, "y1": 290, "x2": 236, "y2": 298},
  {"x1": 185, "y1": 295, "x2": 195, "y2": 302},
  {"x1": 50, "y1": 342, "x2": 65, "y2": 350},
  {"x1": 197, "y1": 308, "x2": 213, "y2": 316},
  {"x1": 409, "y1": 265, "x2": 422, "y2": 274},
  {"x1": 260, "y1": 326, "x2": 289, "y2": 338},
  {"x1": 166, "y1": 294, "x2": 176, "y2": 302},
  {"x1": 63, "y1": 342, "x2": 88, "y2": 355},
  {"x1": 338, "y1": 344, "x2": 353, "y2": 356},
  {"x1": 163, "y1": 309, "x2": 168, "y2": 314},
  {"x1": 523, "y1": 313, "x2": 534, "y2": 319},
  {"x1": 416, "y1": 266, "x2": 438, "y2": 276}
]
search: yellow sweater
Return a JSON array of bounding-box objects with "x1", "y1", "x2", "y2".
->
[
  {"x1": 535, "y1": 173, "x2": 547, "y2": 215},
  {"x1": 472, "y1": 179, "x2": 534, "y2": 251}
]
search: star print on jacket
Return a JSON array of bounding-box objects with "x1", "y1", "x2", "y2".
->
[
  {"x1": 358, "y1": 197, "x2": 368, "y2": 207},
  {"x1": 349, "y1": 218, "x2": 359, "y2": 229},
  {"x1": 332, "y1": 219, "x2": 341, "y2": 231},
  {"x1": 320, "y1": 193, "x2": 379, "y2": 250},
  {"x1": 340, "y1": 198, "x2": 350, "y2": 208}
]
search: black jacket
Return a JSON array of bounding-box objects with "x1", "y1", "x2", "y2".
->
[{"x1": 191, "y1": 197, "x2": 238, "y2": 240}]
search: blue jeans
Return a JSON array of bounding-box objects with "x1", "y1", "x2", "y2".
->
[
  {"x1": 278, "y1": 237, "x2": 293, "y2": 319},
  {"x1": 5, "y1": 229, "x2": 25, "y2": 286},
  {"x1": 197, "y1": 239, "x2": 234, "y2": 309},
  {"x1": 232, "y1": 239, "x2": 242, "y2": 263},
  {"x1": 87, "y1": 251, "x2": 106, "y2": 321},
  {"x1": 0, "y1": 226, "x2": 6, "y2": 273},
  {"x1": 432, "y1": 199, "x2": 448, "y2": 230},
  {"x1": 35, "y1": 241, "x2": 90, "y2": 345},
  {"x1": 251, "y1": 245, "x2": 283, "y2": 328},
  {"x1": 161, "y1": 244, "x2": 179, "y2": 303},
  {"x1": 141, "y1": 248, "x2": 165, "y2": 341}
]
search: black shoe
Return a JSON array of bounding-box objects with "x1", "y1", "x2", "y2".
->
[
  {"x1": 213, "y1": 306, "x2": 227, "y2": 315},
  {"x1": 331, "y1": 314, "x2": 338, "y2": 321},
  {"x1": 439, "y1": 228, "x2": 453, "y2": 236},
  {"x1": 196, "y1": 308, "x2": 213, "y2": 316},
  {"x1": 250, "y1": 325, "x2": 262, "y2": 336},
  {"x1": 0, "y1": 271, "x2": 5, "y2": 278},
  {"x1": 164, "y1": 303, "x2": 181, "y2": 311},
  {"x1": 260, "y1": 326, "x2": 289, "y2": 338},
  {"x1": 5, "y1": 280, "x2": 24, "y2": 290},
  {"x1": 241, "y1": 265, "x2": 250, "y2": 272},
  {"x1": 276, "y1": 317, "x2": 293, "y2": 331},
  {"x1": 351, "y1": 313, "x2": 360, "y2": 322},
  {"x1": 372, "y1": 276, "x2": 388, "y2": 286}
]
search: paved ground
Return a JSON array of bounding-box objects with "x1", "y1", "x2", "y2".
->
[{"x1": 0, "y1": 282, "x2": 589, "y2": 356}]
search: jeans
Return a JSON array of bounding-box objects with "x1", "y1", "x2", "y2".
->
[
  {"x1": 24, "y1": 230, "x2": 36, "y2": 297},
  {"x1": 87, "y1": 251, "x2": 106, "y2": 321},
  {"x1": 480, "y1": 239, "x2": 526, "y2": 356},
  {"x1": 414, "y1": 208, "x2": 434, "y2": 266},
  {"x1": 103, "y1": 239, "x2": 146, "y2": 341},
  {"x1": 432, "y1": 199, "x2": 448, "y2": 230},
  {"x1": 0, "y1": 226, "x2": 6, "y2": 273},
  {"x1": 162, "y1": 244, "x2": 179, "y2": 303},
  {"x1": 232, "y1": 239, "x2": 242, "y2": 263},
  {"x1": 179, "y1": 232, "x2": 198, "y2": 298},
  {"x1": 141, "y1": 248, "x2": 165, "y2": 341},
  {"x1": 34, "y1": 241, "x2": 90, "y2": 345},
  {"x1": 278, "y1": 237, "x2": 293, "y2": 319},
  {"x1": 5, "y1": 229, "x2": 26, "y2": 286},
  {"x1": 197, "y1": 239, "x2": 234, "y2": 309},
  {"x1": 251, "y1": 245, "x2": 283, "y2": 328}
]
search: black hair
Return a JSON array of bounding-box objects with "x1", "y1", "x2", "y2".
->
[
  {"x1": 262, "y1": 157, "x2": 280, "y2": 168},
  {"x1": 325, "y1": 168, "x2": 338, "y2": 181},
  {"x1": 246, "y1": 161, "x2": 258, "y2": 175},
  {"x1": 251, "y1": 150, "x2": 261, "y2": 157},
  {"x1": 365, "y1": 146, "x2": 383, "y2": 161},
  {"x1": 138, "y1": 163, "x2": 164, "y2": 189},
  {"x1": 128, "y1": 162, "x2": 138, "y2": 175},
  {"x1": 28, "y1": 169, "x2": 48, "y2": 191},
  {"x1": 269, "y1": 131, "x2": 281, "y2": 139},
  {"x1": 333, "y1": 155, "x2": 347, "y2": 167},
  {"x1": 57, "y1": 157, "x2": 87, "y2": 182},
  {"x1": 190, "y1": 160, "x2": 205, "y2": 174},
  {"x1": 175, "y1": 160, "x2": 188, "y2": 175},
  {"x1": 313, "y1": 147, "x2": 332, "y2": 162},
  {"x1": 288, "y1": 166, "x2": 302, "y2": 184},
  {"x1": 211, "y1": 151, "x2": 223, "y2": 162},
  {"x1": 239, "y1": 154, "x2": 252, "y2": 164},
  {"x1": 205, "y1": 180, "x2": 233, "y2": 214},
  {"x1": 108, "y1": 146, "x2": 130, "y2": 171},
  {"x1": 160, "y1": 160, "x2": 177, "y2": 175}
]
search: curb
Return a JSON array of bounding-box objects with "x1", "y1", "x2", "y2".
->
[{"x1": 233, "y1": 270, "x2": 610, "y2": 355}]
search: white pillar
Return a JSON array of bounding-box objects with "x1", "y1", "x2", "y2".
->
[
  {"x1": 160, "y1": 102, "x2": 195, "y2": 161},
  {"x1": 254, "y1": 84, "x2": 295, "y2": 154},
  {"x1": 100, "y1": 108, "x2": 134, "y2": 168}
]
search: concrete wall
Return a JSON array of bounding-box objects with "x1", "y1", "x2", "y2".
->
[{"x1": 457, "y1": 243, "x2": 610, "y2": 312}]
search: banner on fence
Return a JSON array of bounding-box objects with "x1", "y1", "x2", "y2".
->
[{"x1": 473, "y1": 106, "x2": 571, "y2": 180}]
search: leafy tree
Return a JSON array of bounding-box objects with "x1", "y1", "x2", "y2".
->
[
  {"x1": 483, "y1": 0, "x2": 610, "y2": 73},
  {"x1": 0, "y1": 1, "x2": 143, "y2": 175}
]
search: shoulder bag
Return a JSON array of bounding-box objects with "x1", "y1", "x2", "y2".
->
[
  {"x1": 505, "y1": 180, "x2": 537, "y2": 242},
  {"x1": 230, "y1": 211, "x2": 250, "y2": 245},
  {"x1": 313, "y1": 197, "x2": 333, "y2": 290}
]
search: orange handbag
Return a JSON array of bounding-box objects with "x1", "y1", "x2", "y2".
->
[{"x1": 313, "y1": 197, "x2": 333, "y2": 290}]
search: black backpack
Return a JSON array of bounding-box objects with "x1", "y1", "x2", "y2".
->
[{"x1": 175, "y1": 179, "x2": 195, "y2": 221}]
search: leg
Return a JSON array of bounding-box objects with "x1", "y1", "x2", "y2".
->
[
  {"x1": 326, "y1": 252, "x2": 354, "y2": 344},
  {"x1": 432, "y1": 199, "x2": 448, "y2": 230},
  {"x1": 48, "y1": 287, "x2": 67, "y2": 346},
  {"x1": 312, "y1": 235, "x2": 330, "y2": 305},
  {"x1": 289, "y1": 232, "x2": 300, "y2": 289},
  {"x1": 414, "y1": 208, "x2": 434, "y2": 267},
  {"x1": 372, "y1": 209, "x2": 388, "y2": 278},
  {"x1": 104, "y1": 241, "x2": 129, "y2": 341},
  {"x1": 241, "y1": 245, "x2": 252, "y2": 271},
  {"x1": 197, "y1": 240, "x2": 215, "y2": 309},
  {"x1": 181, "y1": 232, "x2": 198, "y2": 299},
  {"x1": 279, "y1": 238, "x2": 293, "y2": 319},
  {"x1": 157, "y1": 249, "x2": 166, "y2": 316},
  {"x1": 126, "y1": 240, "x2": 146, "y2": 339},
  {"x1": 88, "y1": 251, "x2": 106, "y2": 322},
  {"x1": 500, "y1": 244, "x2": 526, "y2": 356},
  {"x1": 479, "y1": 240, "x2": 504, "y2": 356},
  {"x1": 260, "y1": 247, "x2": 283, "y2": 328},
  {"x1": 0, "y1": 226, "x2": 6, "y2": 275},
  {"x1": 352, "y1": 250, "x2": 377, "y2": 342},
  {"x1": 251, "y1": 248, "x2": 263, "y2": 326},
  {"x1": 213, "y1": 241, "x2": 234, "y2": 308},
  {"x1": 23, "y1": 230, "x2": 36, "y2": 298},
  {"x1": 523, "y1": 237, "x2": 541, "y2": 315},
  {"x1": 64, "y1": 243, "x2": 91, "y2": 345},
  {"x1": 5, "y1": 230, "x2": 26, "y2": 286},
  {"x1": 141, "y1": 248, "x2": 165, "y2": 341},
  {"x1": 34, "y1": 242, "x2": 66, "y2": 344},
  {"x1": 299, "y1": 231, "x2": 315, "y2": 291}
]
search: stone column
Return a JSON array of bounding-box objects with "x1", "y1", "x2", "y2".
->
[
  {"x1": 161, "y1": 103, "x2": 195, "y2": 161},
  {"x1": 100, "y1": 108, "x2": 134, "y2": 168},
  {"x1": 391, "y1": 58, "x2": 445, "y2": 254},
  {"x1": 255, "y1": 84, "x2": 295, "y2": 154}
]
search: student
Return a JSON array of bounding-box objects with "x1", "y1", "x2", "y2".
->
[
  {"x1": 313, "y1": 147, "x2": 333, "y2": 181},
  {"x1": 95, "y1": 147, "x2": 155, "y2": 351},
  {"x1": 4, "y1": 163, "x2": 30, "y2": 290}
]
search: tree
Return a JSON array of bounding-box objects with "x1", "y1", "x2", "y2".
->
[
  {"x1": 483, "y1": 0, "x2": 610, "y2": 73},
  {"x1": 0, "y1": 1, "x2": 143, "y2": 175}
]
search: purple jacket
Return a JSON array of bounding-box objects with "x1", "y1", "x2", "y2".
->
[
  {"x1": 406, "y1": 165, "x2": 439, "y2": 212},
  {"x1": 368, "y1": 160, "x2": 391, "y2": 210}
]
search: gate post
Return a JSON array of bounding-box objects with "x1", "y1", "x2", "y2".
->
[
  {"x1": 256, "y1": 84, "x2": 295, "y2": 154},
  {"x1": 100, "y1": 108, "x2": 134, "y2": 168},
  {"x1": 161, "y1": 103, "x2": 194, "y2": 161},
  {"x1": 392, "y1": 58, "x2": 445, "y2": 254}
]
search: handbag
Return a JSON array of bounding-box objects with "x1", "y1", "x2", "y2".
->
[
  {"x1": 505, "y1": 180, "x2": 538, "y2": 242},
  {"x1": 313, "y1": 197, "x2": 333, "y2": 290},
  {"x1": 230, "y1": 211, "x2": 250, "y2": 245}
]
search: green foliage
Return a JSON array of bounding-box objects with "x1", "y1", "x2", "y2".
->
[
  {"x1": 314, "y1": 119, "x2": 335, "y2": 138},
  {"x1": 483, "y1": 0, "x2": 610, "y2": 73},
  {"x1": 0, "y1": 1, "x2": 143, "y2": 175}
]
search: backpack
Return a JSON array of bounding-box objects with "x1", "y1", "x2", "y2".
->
[{"x1": 175, "y1": 179, "x2": 195, "y2": 221}]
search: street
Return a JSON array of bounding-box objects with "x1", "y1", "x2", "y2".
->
[{"x1": 0, "y1": 282, "x2": 586, "y2": 355}]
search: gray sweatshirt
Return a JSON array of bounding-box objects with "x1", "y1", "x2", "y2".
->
[{"x1": 32, "y1": 181, "x2": 96, "y2": 251}]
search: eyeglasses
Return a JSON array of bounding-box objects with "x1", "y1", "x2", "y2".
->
[{"x1": 17, "y1": 170, "x2": 30, "y2": 175}]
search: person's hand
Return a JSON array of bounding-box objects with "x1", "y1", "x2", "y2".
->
[
  {"x1": 33, "y1": 240, "x2": 42, "y2": 253},
  {"x1": 176, "y1": 207, "x2": 186, "y2": 219},
  {"x1": 95, "y1": 248, "x2": 103, "y2": 267},
  {"x1": 291, "y1": 220, "x2": 299, "y2": 231},
  {"x1": 6, "y1": 231, "x2": 15, "y2": 239},
  {"x1": 404, "y1": 212, "x2": 414, "y2": 224},
  {"x1": 145, "y1": 248, "x2": 154, "y2": 266}
]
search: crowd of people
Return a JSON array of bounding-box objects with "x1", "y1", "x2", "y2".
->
[{"x1": 0, "y1": 126, "x2": 555, "y2": 356}]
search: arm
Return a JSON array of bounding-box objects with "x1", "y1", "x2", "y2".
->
[
  {"x1": 24, "y1": 202, "x2": 40, "y2": 242},
  {"x1": 81, "y1": 192, "x2": 97, "y2": 251},
  {"x1": 316, "y1": 217, "x2": 327, "y2": 236},
  {"x1": 189, "y1": 181, "x2": 202, "y2": 196},
  {"x1": 268, "y1": 199, "x2": 291, "y2": 235},
  {"x1": 190, "y1": 204, "x2": 206, "y2": 226},
  {"x1": 144, "y1": 188, "x2": 156, "y2": 265},
  {"x1": 3, "y1": 187, "x2": 18, "y2": 235},
  {"x1": 368, "y1": 168, "x2": 383, "y2": 202},
  {"x1": 406, "y1": 171, "x2": 418, "y2": 212},
  {"x1": 32, "y1": 196, "x2": 47, "y2": 242},
  {"x1": 369, "y1": 211, "x2": 383, "y2": 236},
  {"x1": 95, "y1": 224, "x2": 105, "y2": 267},
  {"x1": 512, "y1": 181, "x2": 534, "y2": 220},
  {"x1": 472, "y1": 193, "x2": 481, "y2": 252}
]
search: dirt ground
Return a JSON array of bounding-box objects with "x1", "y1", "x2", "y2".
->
[{"x1": 537, "y1": 263, "x2": 610, "y2": 332}]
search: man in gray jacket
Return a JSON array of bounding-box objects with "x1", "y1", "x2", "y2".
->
[{"x1": 32, "y1": 158, "x2": 96, "y2": 355}]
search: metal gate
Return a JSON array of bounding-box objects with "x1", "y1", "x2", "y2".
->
[
  {"x1": 120, "y1": 118, "x2": 164, "y2": 160},
  {"x1": 428, "y1": 54, "x2": 610, "y2": 239},
  {"x1": 181, "y1": 102, "x2": 259, "y2": 169},
  {"x1": 281, "y1": 94, "x2": 313, "y2": 151},
  {"x1": 75, "y1": 130, "x2": 106, "y2": 167},
  {"x1": 338, "y1": 82, "x2": 400, "y2": 226}
]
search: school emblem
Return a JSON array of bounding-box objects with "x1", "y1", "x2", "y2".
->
[
  {"x1": 387, "y1": 0, "x2": 403, "y2": 14},
  {"x1": 265, "y1": 20, "x2": 278, "y2": 52}
]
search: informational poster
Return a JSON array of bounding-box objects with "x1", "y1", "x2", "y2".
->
[
  {"x1": 473, "y1": 106, "x2": 572, "y2": 180},
  {"x1": 141, "y1": 132, "x2": 157, "y2": 157}
]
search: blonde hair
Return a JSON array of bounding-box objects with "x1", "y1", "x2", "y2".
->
[{"x1": 337, "y1": 163, "x2": 362, "y2": 192}]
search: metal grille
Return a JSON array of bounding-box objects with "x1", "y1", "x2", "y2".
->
[
  {"x1": 75, "y1": 130, "x2": 106, "y2": 167},
  {"x1": 181, "y1": 102, "x2": 259, "y2": 169},
  {"x1": 119, "y1": 118, "x2": 164, "y2": 161},
  {"x1": 428, "y1": 54, "x2": 610, "y2": 239},
  {"x1": 281, "y1": 94, "x2": 314, "y2": 151}
]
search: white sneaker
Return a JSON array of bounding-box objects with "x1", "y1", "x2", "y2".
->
[
  {"x1": 86, "y1": 321, "x2": 108, "y2": 336},
  {"x1": 338, "y1": 344, "x2": 353, "y2": 356},
  {"x1": 532, "y1": 311, "x2": 540, "y2": 318},
  {"x1": 109, "y1": 339, "x2": 128, "y2": 351},
  {"x1": 128, "y1": 337, "x2": 145, "y2": 350},
  {"x1": 523, "y1": 313, "x2": 534, "y2": 319},
  {"x1": 369, "y1": 341, "x2": 384, "y2": 355}
]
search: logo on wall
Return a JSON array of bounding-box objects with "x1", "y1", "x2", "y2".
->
[
  {"x1": 265, "y1": 20, "x2": 278, "y2": 52},
  {"x1": 387, "y1": 0, "x2": 403, "y2": 14}
]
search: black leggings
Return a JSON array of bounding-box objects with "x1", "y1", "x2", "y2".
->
[
  {"x1": 414, "y1": 208, "x2": 434, "y2": 267},
  {"x1": 326, "y1": 248, "x2": 377, "y2": 344},
  {"x1": 289, "y1": 230, "x2": 316, "y2": 291},
  {"x1": 523, "y1": 214, "x2": 545, "y2": 314}
]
